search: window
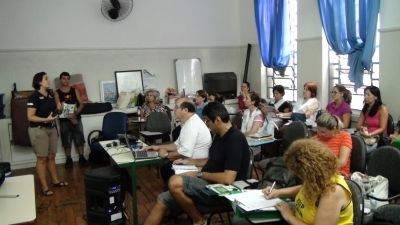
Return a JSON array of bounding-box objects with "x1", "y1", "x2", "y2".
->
[
  {"x1": 328, "y1": 20, "x2": 380, "y2": 111},
  {"x1": 265, "y1": 0, "x2": 297, "y2": 102}
]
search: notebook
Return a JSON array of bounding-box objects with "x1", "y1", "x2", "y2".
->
[{"x1": 122, "y1": 134, "x2": 159, "y2": 159}]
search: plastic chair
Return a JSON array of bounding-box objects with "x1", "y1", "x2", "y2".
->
[
  {"x1": 87, "y1": 112, "x2": 129, "y2": 165},
  {"x1": 140, "y1": 111, "x2": 171, "y2": 144},
  {"x1": 350, "y1": 134, "x2": 367, "y2": 173},
  {"x1": 345, "y1": 179, "x2": 364, "y2": 225},
  {"x1": 276, "y1": 121, "x2": 309, "y2": 156}
]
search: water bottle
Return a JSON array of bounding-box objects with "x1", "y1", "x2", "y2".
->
[{"x1": 137, "y1": 106, "x2": 141, "y2": 117}]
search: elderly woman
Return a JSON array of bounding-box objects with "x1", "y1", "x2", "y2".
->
[
  {"x1": 263, "y1": 139, "x2": 353, "y2": 225},
  {"x1": 278, "y1": 81, "x2": 320, "y2": 127},
  {"x1": 141, "y1": 89, "x2": 168, "y2": 118},
  {"x1": 241, "y1": 91, "x2": 264, "y2": 136},
  {"x1": 314, "y1": 113, "x2": 352, "y2": 177},
  {"x1": 356, "y1": 86, "x2": 389, "y2": 150},
  {"x1": 326, "y1": 85, "x2": 352, "y2": 128}
]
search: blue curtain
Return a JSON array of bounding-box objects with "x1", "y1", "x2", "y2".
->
[
  {"x1": 318, "y1": 0, "x2": 380, "y2": 89},
  {"x1": 254, "y1": 0, "x2": 291, "y2": 69}
]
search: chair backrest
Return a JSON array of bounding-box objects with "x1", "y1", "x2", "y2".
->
[
  {"x1": 387, "y1": 113, "x2": 395, "y2": 136},
  {"x1": 247, "y1": 147, "x2": 254, "y2": 179},
  {"x1": 163, "y1": 104, "x2": 172, "y2": 121},
  {"x1": 350, "y1": 135, "x2": 367, "y2": 173},
  {"x1": 345, "y1": 179, "x2": 364, "y2": 225},
  {"x1": 145, "y1": 112, "x2": 171, "y2": 133},
  {"x1": 367, "y1": 146, "x2": 400, "y2": 196},
  {"x1": 102, "y1": 112, "x2": 129, "y2": 140},
  {"x1": 282, "y1": 121, "x2": 309, "y2": 150}
]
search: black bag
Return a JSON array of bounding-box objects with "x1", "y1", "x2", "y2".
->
[{"x1": 258, "y1": 157, "x2": 300, "y2": 189}]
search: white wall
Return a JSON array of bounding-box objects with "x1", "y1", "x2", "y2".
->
[
  {"x1": 0, "y1": 0, "x2": 242, "y2": 49},
  {"x1": 0, "y1": 0, "x2": 249, "y2": 118}
]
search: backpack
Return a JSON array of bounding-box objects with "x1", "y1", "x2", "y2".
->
[{"x1": 258, "y1": 157, "x2": 300, "y2": 189}]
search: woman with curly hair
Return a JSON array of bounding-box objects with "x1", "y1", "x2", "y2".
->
[{"x1": 263, "y1": 139, "x2": 353, "y2": 225}]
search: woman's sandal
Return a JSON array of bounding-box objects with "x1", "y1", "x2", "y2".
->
[
  {"x1": 53, "y1": 181, "x2": 69, "y2": 187},
  {"x1": 42, "y1": 189, "x2": 54, "y2": 196}
]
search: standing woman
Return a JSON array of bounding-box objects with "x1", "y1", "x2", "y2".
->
[
  {"x1": 241, "y1": 91, "x2": 264, "y2": 136},
  {"x1": 356, "y1": 86, "x2": 389, "y2": 149},
  {"x1": 27, "y1": 72, "x2": 68, "y2": 196},
  {"x1": 326, "y1": 85, "x2": 352, "y2": 128}
]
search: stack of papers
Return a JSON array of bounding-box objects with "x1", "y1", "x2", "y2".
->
[
  {"x1": 172, "y1": 164, "x2": 198, "y2": 174},
  {"x1": 225, "y1": 190, "x2": 283, "y2": 211}
]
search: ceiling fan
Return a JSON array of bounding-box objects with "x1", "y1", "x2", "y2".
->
[{"x1": 101, "y1": 0, "x2": 133, "y2": 22}]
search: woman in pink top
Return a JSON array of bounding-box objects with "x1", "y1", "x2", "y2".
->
[
  {"x1": 357, "y1": 86, "x2": 388, "y2": 141},
  {"x1": 326, "y1": 85, "x2": 352, "y2": 128}
]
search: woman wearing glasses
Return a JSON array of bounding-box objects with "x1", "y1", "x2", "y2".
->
[{"x1": 326, "y1": 85, "x2": 352, "y2": 129}]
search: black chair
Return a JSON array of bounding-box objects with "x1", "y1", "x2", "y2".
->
[
  {"x1": 387, "y1": 114, "x2": 395, "y2": 136},
  {"x1": 350, "y1": 134, "x2": 367, "y2": 173},
  {"x1": 139, "y1": 111, "x2": 171, "y2": 144},
  {"x1": 366, "y1": 146, "x2": 400, "y2": 225},
  {"x1": 87, "y1": 112, "x2": 129, "y2": 165},
  {"x1": 345, "y1": 179, "x2": 364, "y2": 225},
  {"x1": 276, "y1": 121, "x2": 309, "y2": 155}
]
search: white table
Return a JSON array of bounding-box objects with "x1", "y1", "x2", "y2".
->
[{"x1": 0, "y1": 174, "x2": 36, "y2": 224}]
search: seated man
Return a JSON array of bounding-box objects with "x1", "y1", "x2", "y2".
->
[
  {"x1": 144, "y1": 97, "x2": 212, "y2": 188},
  {"x1": 144, "y1": 102, "x2": 250, "y2": 225}
]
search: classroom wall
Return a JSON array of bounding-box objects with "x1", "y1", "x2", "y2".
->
[
  {"x1": 0, "y1": 0, "x2": 249, "y2": 117},
  {"x1": 1, "y1": 0, "x2": 399, "y2": 120}
]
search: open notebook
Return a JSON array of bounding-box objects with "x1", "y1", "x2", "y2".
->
[{"x1": 122, "y1": 134, "x2": 158, "y2": 159}]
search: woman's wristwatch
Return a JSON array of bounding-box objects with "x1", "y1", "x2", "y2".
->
[{"x1": 196, "y1": 171, "x2": 204, "y2": 178}]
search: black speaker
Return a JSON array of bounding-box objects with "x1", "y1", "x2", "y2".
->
[{"x1": 85, "y1": 166, "x2": 125, "y2": 225}]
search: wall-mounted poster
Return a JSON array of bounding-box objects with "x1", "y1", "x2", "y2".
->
[{"x1": 100, "y1": 80, "x2": 117, "y2": 103}]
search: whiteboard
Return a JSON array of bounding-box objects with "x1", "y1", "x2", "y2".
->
[{"x1": 175, "y1": 58, "x2": 202, "y2": 96}]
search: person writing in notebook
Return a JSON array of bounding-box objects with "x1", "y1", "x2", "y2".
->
[
  {"x1": 144, "y1": 102, "x2": 250, "y2": 225},
  {"x1": 263, "y1": 139, "x2": 353, "y2": 225},
  {"x1": 144, "y1": 97, "x2": 212, "y2": 189}
]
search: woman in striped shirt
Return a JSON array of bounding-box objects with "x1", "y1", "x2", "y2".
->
[{"x1": 314, "y1": 112, "x2": 352, "y2": 177}]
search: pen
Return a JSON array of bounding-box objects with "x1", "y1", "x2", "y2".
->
[
  {"x1": 269, "y1": 181, "x2": 276, "y2": 194},
  {"x1": 0, "y1": 194, "x2": 19, "y2": 198}
]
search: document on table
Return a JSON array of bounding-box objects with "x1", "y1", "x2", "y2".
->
[
  {"x1": 225, "y1": 190, "x2": 283, "y2": 211},
  {"x1": 172, "y1": 164, "x2": 199, "y2": 174}
]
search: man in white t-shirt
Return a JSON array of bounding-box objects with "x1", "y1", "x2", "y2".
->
[{"x1": 144, "y1": 97, "x2": 212, "y2": 187}]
